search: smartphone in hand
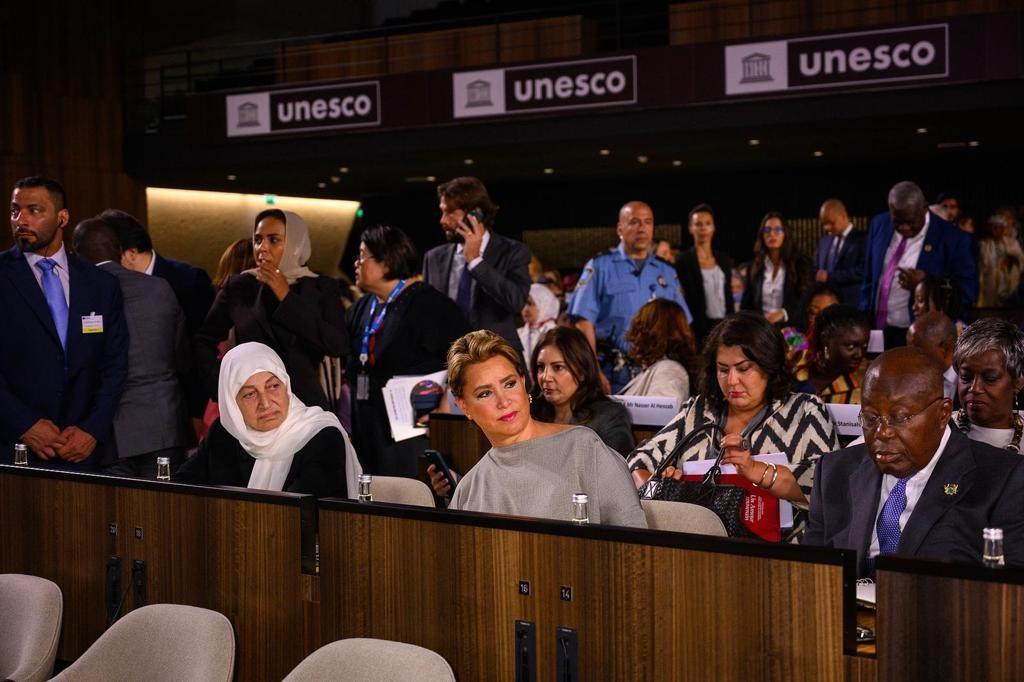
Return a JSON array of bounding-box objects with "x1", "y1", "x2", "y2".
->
[
  {"x1": 453, "y1": 208, "x2": 484, "y2": 244},
  {"x1": 423, "y1": 448, "x2": 458, "y2": 497}
]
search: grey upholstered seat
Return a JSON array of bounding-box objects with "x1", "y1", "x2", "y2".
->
[
  {"x1": 51, "y1": 603, "x2": 234, "y2": 682},
  {"x1": 368, "y1": 475, "x2": 436, "y2": 507},
  {"x1": 284, "y1": 638, "x2": 455, "y2": 681},
  {"x1": 640, "y1": 499, "x2": 729, "y2": 536},
  {"x1": 0, "y1": 573, "x2": 63, "y2": 682}
]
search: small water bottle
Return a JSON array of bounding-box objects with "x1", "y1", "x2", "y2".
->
[
  {"x1": 983, "y1": 528, "x2": 1005, "y2": 567},
  {"x1": 156, "y1": 456, "x2": 171, "y2": 481},
  {"x1": 13, "y1": 443, "x2": 28, "y2": 466},
  {"x1": 358, "y1": 474, "x2": 372, "y2": 502},
  {"x1": 571, "y1": 492, "x2": 590, "y2": 525}
]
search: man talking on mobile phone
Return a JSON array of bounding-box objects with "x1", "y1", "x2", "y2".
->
[{"x1": 423, "y1": 177, "x2": 532, "y2": 354}]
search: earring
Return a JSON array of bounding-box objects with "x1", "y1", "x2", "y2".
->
[{"x1": 529, "y1": 394, "x2": 534, "y2": 404}]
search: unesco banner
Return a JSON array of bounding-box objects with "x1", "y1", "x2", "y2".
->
[
  {"x1": 725, "y1": 24, "x2": 949, "y2": 96},
  {"x1": 225, "y1": 81, "x2": 381, "y2": 137},
  {"x1": 452, "y1": 55, "x2": 637, "y2": 119}
]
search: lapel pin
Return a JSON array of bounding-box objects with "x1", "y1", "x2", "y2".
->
[
  {"x1": 943, "y1": 483, "x2": 958, "y2": 496},
  {"x1": 924, "y1": 244, "x2": 933, "y2": 253}
]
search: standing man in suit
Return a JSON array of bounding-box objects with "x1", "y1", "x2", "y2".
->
[
  {"x1": 422, "y1": 177, "x2": 532, "y2": 353},
  {"x1": 102, "y1": 209, "x2": 213, "y2": 424},
  {"x1": 814, "y1": 199, "x2": 866, "y2": 308},
  {"x1": 860, "y1": 181, "x2": 978, "y2": 350},
  {"x1": 0, "y1": 177, "x2": 128, "y2": 470},
  {"x1": 804, "y1": 347, "x2": 1024, "y2": 575},
  {"x1": 72, "y1": 219, "x2": 192, "y2": 478}
]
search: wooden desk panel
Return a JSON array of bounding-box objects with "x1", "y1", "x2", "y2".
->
[{"x1": 319, "y1": 501, "x2": 855, "y2": 681}]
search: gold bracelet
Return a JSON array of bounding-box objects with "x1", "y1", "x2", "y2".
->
[
  {"x1": 764, "y1": 463, "x2": 780, "y2": 491},
  {"x1": 754, "y1": 461, "x2": 772, "y2": 488}
]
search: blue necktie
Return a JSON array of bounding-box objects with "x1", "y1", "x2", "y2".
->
[
  {"x1": 876, "y1": 477, "x2": 908, "y2": 555},
  {"x1": 455, "y1": 263, "x2": 473, "y2": 317},
  {"x1": 36, "y1": 258, "x2": 68, "y2": 349}
]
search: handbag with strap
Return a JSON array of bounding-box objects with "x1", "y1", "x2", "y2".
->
[{"x1": 638, "y1": 406, "x2": 770, "y2": 538}]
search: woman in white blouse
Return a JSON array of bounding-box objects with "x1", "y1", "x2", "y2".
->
[{"x1": 741, "y1": 212, "x2": 812, "y2": 329}]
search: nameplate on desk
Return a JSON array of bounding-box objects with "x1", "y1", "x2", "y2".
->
[
  {"x1": 868, "y1": 329, "x2": 885, "y2": 354},
  {"x1": 827, "y1": 403, "x2": 862, "y2": 437},
  {"x1": 608, "y1": 395, "x2": 679, "y2": 427}
]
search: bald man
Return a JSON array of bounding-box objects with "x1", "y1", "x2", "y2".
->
[
  {"x1": 907, "y1": 311, "x2": 958, "y2": 403},
  {"x1": 567, "y1": 201, "x2": 692, "y2": 391},
  {"x1": 814, "y1": 199, "x2": 866, "y2": 307},
  {"x1": 861, "y1": 181, "x2": 977, "y2": 350},
  {"x1": 804, "y1": 347, "x2": 1024, "y2": 575}
]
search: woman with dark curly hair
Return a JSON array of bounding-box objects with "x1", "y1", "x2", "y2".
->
[
  {"x1": 741, "y1": 212, "x2": 813, "y2": 328},
  {"x1": 530, "y1": 326, "x2": 635, "y2": 456},
  {"x1": 621, "y1": 298, "x2": 696, "y2": 406},
  {"x1": 627, "y1": 312, "x2": 839, "y2": 527}
]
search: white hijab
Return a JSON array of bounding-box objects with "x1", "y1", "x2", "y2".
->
[
  {"x1": 245, "y1": 210, "x2": 318, "y2": 284},
  {"x1": 518, "y1": 283, "x2": 560, "y2": 363},
  {"x1": 219, "y1": 342, "x2": 347, "y2": 492}
]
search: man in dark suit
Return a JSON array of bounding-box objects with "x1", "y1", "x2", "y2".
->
[
  {"x1": 804, "y1": 348, "x2": 1024, "y2": 575},
  {"x1": 814, "y1": 198, "x2": 866, "y2": 308},
  {"x1": 907, "y1": 311, "x2": 959, "y2": 406},
  {"x1": 101, "y1": 209, "x2": 213, "y2": 420},
  {"x1": 0, "y1": 177, "x2": 128, "y2": 470},
  {"x1": 422, "y1": 177, "x2": 531, "y2": 352},
  {"x1": 860, "y1": 181, "x2": 978, "y2": 350},
  {"x1": 72, "y1": 219, "x2": 192, "y2": 478}
]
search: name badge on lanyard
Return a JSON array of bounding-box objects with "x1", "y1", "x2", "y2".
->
[{"x1": 357, "y1": 279, "x2": 406, "y2": 401}]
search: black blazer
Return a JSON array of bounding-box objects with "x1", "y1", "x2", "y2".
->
[
  {"x1": 676, "y1": 247, "x2": 735, "y2": 341},
  {"x1": 422, "y1": 231, "x2": 532, "y2": 352},
  {"x1": 804, "y1": 431, "x2": 1024, "y2": 575},
  {"x1": 194, "y1": 273, "x2": 347, "y2": 410},
  {"x1": 813, "y1": 229, "x2": 867, "y2": 308},
  {"x1": 152, "y1": 253, "x2": 214, "y2": 336},
  {"x1": 176, "y1": 419, "x2": 345, "y2": 497},
  {"x1": 573, "y1": 398, "x2": 635, "y2": 458},
  {"x1": 741, "y1": 254, "x2": 812, "y2": 329}
]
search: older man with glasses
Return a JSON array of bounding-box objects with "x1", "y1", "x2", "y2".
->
[{"x1": 803, "y1": 346, "x2": 1024, "y2": 576}]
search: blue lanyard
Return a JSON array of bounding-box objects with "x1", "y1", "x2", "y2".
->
[{"x1": 360, "y1": 280, "x2": 406, "y2": 367}]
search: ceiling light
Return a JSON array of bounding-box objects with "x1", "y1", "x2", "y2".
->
[
  {"x1": 916, "y1": 127, "x2": 928, "y2": 134},
  {"x1": 426, "y1": 175, "x2": 437, "y2": 182},
  {"x1": 317, "y1": 182, "x2": 326, "y2": 189},
  {"x1": 748, "y1": 139, "x2": 760, "y2": 146},
  {"x1": 672, "y1": 160, "x2": 682, "y2": 167},
  {"x1": 330, "y1": 176, "x2": 340, "y2": 183},
  {"x1": 543, "y1": 168, "x2": 554, "y2": 175},
  {"x1": 339, "y1": 167, "x2": 350, "y2": 173},
  {"x1": 813, "y1": 150, "x2": 824, "y2": 157},
  {"x1": 599, "y1": 149, "x2": 610, "y2": 156},
  {"x1": 463, "y1": 158, "x2": 474, "y2": 166},
  {"x1": 637, "y1": 155, "x2": 649, "y2": 164},
  {"x1": 226, "y1": 174, "x2": 237, "y2": 181},
  {"x1": 968, "y1": 140, "x2": 980, "y2": 147}
]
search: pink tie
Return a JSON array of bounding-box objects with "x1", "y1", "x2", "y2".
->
[{"x1": 875, "y1": 236, "x2": 907, "y2": 329}]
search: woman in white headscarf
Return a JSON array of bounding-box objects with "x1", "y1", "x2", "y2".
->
[
  {"x1": 196, "y1": 209, "x2": 347, "y2": 411},
  {"x1": 517, "y1": 283, "x2": 560, "y2": 370},
  {"x1": 178, "y1": 343, "x2": 361, "y2": 496}
]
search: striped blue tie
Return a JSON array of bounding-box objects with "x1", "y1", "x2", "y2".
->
[
  {"x1": 876, "y1": 477, "x2": 908, "y2": 555},
  {"x1": 36, "y1": 258, "x2": 68, "y2": 349}
]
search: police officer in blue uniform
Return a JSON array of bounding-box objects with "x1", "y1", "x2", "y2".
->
[{"x1": 568, "y1": 201, "x2": 692, "y2": 392}]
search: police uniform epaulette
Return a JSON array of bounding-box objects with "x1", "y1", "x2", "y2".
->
[{"x1": 595, "y1": 247, "x2": 617, "y2": 258}]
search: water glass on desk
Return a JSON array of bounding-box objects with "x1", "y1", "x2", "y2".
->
[
  {"x1": 13, "y1": 443, "x2": 28, "y2": 466},
  {"x1": 156, "y1": 456, "x2": 171, "y2": 481}
]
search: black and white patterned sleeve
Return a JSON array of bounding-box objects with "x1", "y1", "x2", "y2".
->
[{"x1": 625, "y1": 397, "x2": 697, "y2": 473}]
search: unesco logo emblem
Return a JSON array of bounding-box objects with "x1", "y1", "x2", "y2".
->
[
  {"x1": 236, "y1": 101, "x2": 261, "y2": 128},
  {"x1": 740, "y1": 53, "x2": 773, "y2": 84},
  {"x1": 465, "y1": 79, "x2": 493, "y2": 108}
]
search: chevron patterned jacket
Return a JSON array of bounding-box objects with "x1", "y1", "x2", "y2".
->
[{"x1": 626, "y1": 392, "x2": 840, "y2": 505}]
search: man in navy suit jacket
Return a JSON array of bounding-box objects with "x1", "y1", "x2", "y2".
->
[
  {"x1": 860, "y1": 182, "x2": 977, "y2": 350},
  {"x1": 805, "y1": 348, "x2": 1024, "y2": 576},
  {"x1": 0, "y1": 177, "x2": 128, "y2": 470},
  {"x1": 814, "y1": 198, "x2": 866, "y2": 308}
]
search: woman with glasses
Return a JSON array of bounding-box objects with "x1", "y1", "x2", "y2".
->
[
  {"x1": 345, "y1": 224, "x2": 469, "y2": 476},
  {"x1": 741, "y1": 212, "x2": 812, "y2": 329}
]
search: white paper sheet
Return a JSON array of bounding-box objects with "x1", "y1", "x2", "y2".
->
[{"x1": 382, "y1": 370, "x2": 448, "y2": 442}]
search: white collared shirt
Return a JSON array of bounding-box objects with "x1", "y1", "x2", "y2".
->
[
  {"x1": 869, "y1": 425, "x2": 952, "y2": 558},
  {"x1": 24, "y1": 244, "x2": 70, "y2": 305},
  {"x1": 701, "y1": 265, "x2": 727, "y2": 320},
  {"x1": 447, "y1": 230, "x2": 491, "y2": 300},
  {"x1": 968, "y1": 424, "x2": 1015, "y2": 450},
  {"x1": 144, "y1": 249, "x2": 157, "y2": 276},
  {"x1": 881, "y1": 213, "x2": 930, "y2": 328},
  {"x1": 761, "y1": 259, "x2": 786, "y2": 316}
]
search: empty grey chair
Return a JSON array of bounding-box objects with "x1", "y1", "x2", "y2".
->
[
  {"x1": 369, "y1": 476, "x2": 436, "y2": 507},
  {"x1": 284, "y1": 638, "x2": 455, "y2": 682},
  {"x1": 51, "y1": 603, "x2": 234, "y2": 682},
  {"x1": 640, "y1": 499, "x2": 728, "y2": 536},
  {"x1": 0, "y1": 574, "x2": 63, "y2": 682}
]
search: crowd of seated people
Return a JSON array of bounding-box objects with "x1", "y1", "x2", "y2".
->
[{"x1": 4, "y1": 172, "x2": 1024, "y2": 573}]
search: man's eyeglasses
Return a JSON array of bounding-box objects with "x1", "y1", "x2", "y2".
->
[
  {"x1": 760, "y1": 226, "x2": 785, "y2": 235},
  {"x1": 857, "y1": 396, "x2": 943, "y2": 431}
]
